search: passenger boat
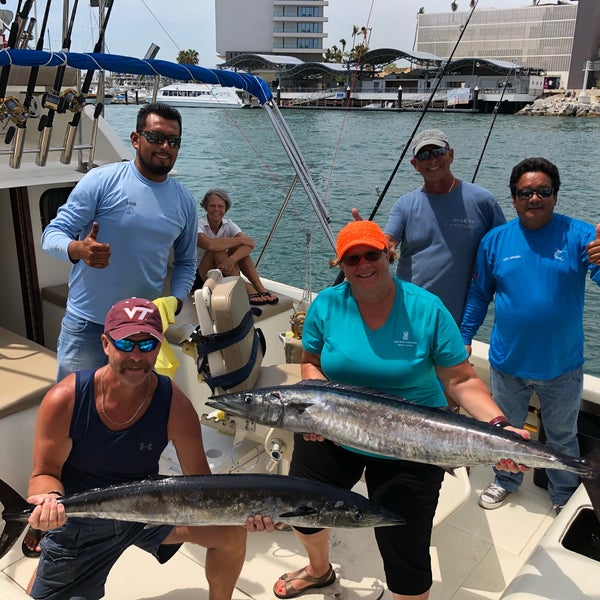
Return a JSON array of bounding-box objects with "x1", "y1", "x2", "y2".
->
[
  {"x1": 1, "y1": 21, "x2": 599, "y2": 600},
  {"x1": 157, "y1": 82, "x2": 247, "y2": 109}
]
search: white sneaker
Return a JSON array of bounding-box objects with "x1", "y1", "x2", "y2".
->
[{"x1": 479, "y1": 483, "x2": 510, "y2": 509}]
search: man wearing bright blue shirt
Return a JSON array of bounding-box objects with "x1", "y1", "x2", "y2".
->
[
  {"x1": 42, "y1": 103, "x2": 197, "y2": 381},
  {"x1": 461, "y1": 157, "x2": 600, "y2": 513}
]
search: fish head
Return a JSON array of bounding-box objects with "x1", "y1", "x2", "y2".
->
[{"x1": 207, "y1": 388, "x2": 287, "y2": 425}]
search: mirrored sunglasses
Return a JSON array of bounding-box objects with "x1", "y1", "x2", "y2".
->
[
  {"x1": 415, "y1": 146, "x2": 448, "y2": 161},
  {"x1": 515, "y1": 187, "x2": 554, "y2": 200},
  {"x1": 137, "y1": 130, "x2": 181, "y2": 149},
  {"x1": 106, "y1": 333, "x2": 160, "y2": 353},
  {"x1": 341, "y1": 249, "x2": 384, "y2": 267}
]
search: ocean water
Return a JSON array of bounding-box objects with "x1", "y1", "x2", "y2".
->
[{"x1": 104, "y1": 105, "x2": 600, "y2": 376}]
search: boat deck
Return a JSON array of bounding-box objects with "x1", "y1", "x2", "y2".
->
[{"x1": 0, "y1": 465, "x2": 560, "y2": 600}]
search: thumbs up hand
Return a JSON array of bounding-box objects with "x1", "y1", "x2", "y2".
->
[
  {"x1": 586, "y1": 223, "x2": 600, "y2": 266},
  {"x1": 67, "y1": 222, "x2": 111, "y2": 268}
]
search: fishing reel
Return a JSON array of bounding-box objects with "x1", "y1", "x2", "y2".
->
[
  {"x1": 0, "y1": 96, "x2": 28, "y2": 125},
  {"x1": 41, "y1": 88, "x2": 86, "y2": 114}
]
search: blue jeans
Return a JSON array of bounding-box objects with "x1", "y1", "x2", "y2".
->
[
  {"x1": 490, "y1": 366, "x2": 582, "y2": 506},
  {"x1": 56, "y1": 312, "x2": 108, "y2": 382}
]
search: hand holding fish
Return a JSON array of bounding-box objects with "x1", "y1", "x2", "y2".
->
[
  {"x1": 586, "y1": 223, "x2": 600, "y2": 265},
  {"x1": 26, "y1": 493, "x2": 67, "y2": 532}
]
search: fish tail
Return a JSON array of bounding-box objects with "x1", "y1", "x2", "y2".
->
[
  {"x1": 0, "y1": 478, "x2": 30, "y2": 560},
  {"x1": 582, "y1": 446, "x2": 600, "y2": 523}
]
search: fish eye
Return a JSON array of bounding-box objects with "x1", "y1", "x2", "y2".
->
[
  {"x1": 243, "y1": 394, "x2": 253, "y2": 405},
  {"x1": 354, "y1": 511, "x2": 364, "y2": 521}
]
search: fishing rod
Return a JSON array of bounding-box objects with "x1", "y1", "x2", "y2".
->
[
  {"x1": 36, "y1": 0, "x2": 79, "y2": 166},
  {"x1": 8, "y1": 0, "x2": 53, "y2": 168},
  {"x1": 364, "y1": 0, "x2": 480, "y2": 223},
  {"x1": 0, "y1": 1, "x2": 34, "y2": 132},
  {"x1": 471, "y1": 62, "x2": 514, "y2": 183},
  {"x1": 61, "y1": 0, "x2": 114, "y2": 166}
]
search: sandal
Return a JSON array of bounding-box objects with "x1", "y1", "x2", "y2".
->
[
  {"x1": 259, "y1": 291, "x2": 279, "y2": 305},
  {"x1": 273, "y1": 564, "x2": 336, "y2": 599},
  {"x1": 22, "y1": 526, "x2": 45, "y2": 558},
  {"x1": 248, "y1": 293, "x2": 270, "y2": 306}
]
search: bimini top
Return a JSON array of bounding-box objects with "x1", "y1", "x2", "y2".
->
[{"x1": 0, "y1": 49, "x2": 273, "y2": 104}]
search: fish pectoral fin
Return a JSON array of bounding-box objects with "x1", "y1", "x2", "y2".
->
[
  {"x1": 279, "y1": 506, "x2": 319, "y2": 518},
  {"x1": 442, "y1": 466, "x2": 457, "y2": 476}
]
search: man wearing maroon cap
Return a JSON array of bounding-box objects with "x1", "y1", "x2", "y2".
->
[{"x1": 23, "y1": 297, "x2": 273, "y2": 599}]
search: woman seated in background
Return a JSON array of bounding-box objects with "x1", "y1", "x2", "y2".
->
[{"x1": 196, "y1": 188, "x2": 278, "y2": 306}]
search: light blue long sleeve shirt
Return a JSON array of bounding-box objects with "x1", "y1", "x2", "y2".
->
[
  {"x1": 42, "y1": 160, "x2": 198, "y2": 324},
  {"x1": 461, "y1": 214, "x2": 600, "y2": 379}
]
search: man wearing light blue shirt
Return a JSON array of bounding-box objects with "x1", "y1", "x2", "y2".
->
[
  {"x1": 461, "y1": 157, "x2": 600, "y2": 512},
  {"x1": 42, "y1": 103, "x2": 197, "y2": 381}
]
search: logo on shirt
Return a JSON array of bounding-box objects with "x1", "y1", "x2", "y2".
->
[
  {"x1": 554, "y1": 249, "x2": 566, "y2": 261},
  {"x1": 394, "y1": 331, "x2": 417, "y2": 348},
  {"x1": 139, "y1": 442, "x2": 153, "y2": 451}
]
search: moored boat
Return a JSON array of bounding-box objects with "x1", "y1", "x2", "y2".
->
[{"x1": 157, "y1": 82, "x2": 247, "y2": 109}]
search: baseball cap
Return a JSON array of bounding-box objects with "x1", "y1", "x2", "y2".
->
[
  {"x1": 336, "y1": 221, "x2": 388, "y2": 261},
  {"x1": 104, "y1": 298, "x2": 164, "y2": 341},
  {"x1": 412, "y1": 129, "x2": 450, "y2": 155}
]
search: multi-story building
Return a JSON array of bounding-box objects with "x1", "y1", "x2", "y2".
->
[
  {"x1": 215, "y1": 0, "x2": 328, "y2": 63},
  {"x1": 416, "y1": 0, "x2": 600, "y2": 90}
]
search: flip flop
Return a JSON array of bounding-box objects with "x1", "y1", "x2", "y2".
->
[
  {"x1": 273, "y1": 564, "x2": 336, "y2": 599},
  {"x1": 259, "y1": 291, "x2": 279, "y2": 305},
  {"x1": 22, "y1": 526, "x2": 45, "y2": 558},
  {"x1": 248, "y1": 293, "x2": 269, "y2": 306}
]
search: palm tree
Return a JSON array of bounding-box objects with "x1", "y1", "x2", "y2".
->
[
  {"x1": 339, "y1": 38, "x2": 347, "y2": 55},
  {"x1": 176, "y1": 49, "x2": 199, "y2": 65}
]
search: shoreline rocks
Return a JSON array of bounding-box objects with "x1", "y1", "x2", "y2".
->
[{"x1": 518, "y1": 91, "x2": 600, "y2": 116}]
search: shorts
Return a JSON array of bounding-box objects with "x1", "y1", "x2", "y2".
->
[
  {"x1": 290, "y1": 434, "x2": 444, "y2": 596},
  {"x1": 30, "y1": 518, "x2": 180, "y2": 600}
]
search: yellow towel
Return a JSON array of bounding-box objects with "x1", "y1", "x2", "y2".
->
[{"x1": 152, "y1": 296, "x2": 180, "y2": 379}]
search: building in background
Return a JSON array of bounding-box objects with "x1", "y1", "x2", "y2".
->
[
  {"x1": 416, "y1": 0, "x2": 600, "y2": 90},
  {"x1": 215, "y1": 0, "x2": 328, "y2": 63}
]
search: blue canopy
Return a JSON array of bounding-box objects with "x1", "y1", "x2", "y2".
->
[{"x1": 0, "y1": 49, "x2": 273, "y2": 104}]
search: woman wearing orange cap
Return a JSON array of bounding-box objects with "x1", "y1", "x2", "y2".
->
[{"x1": 273, "y1": 221, "x2": 529, "y2": 600}]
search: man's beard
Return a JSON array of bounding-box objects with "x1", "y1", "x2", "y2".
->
[{"x1": 137, "y1": 152, "x2": 173, "y2": 176}]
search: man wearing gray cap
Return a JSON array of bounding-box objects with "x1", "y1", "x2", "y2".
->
[{"x1": 382, "y1": 128, "x2": 505, "y2": 326}]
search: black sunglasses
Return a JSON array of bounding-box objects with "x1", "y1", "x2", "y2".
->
[
  {"x1": 106, "y1": 333, "x2": 160, "y2": 353},
  {"x1": 137, "y1": 130, "x2": 181, "y2": 149},
  {"x1": 415, "y1": 146, "x2": 448, "y2": 161},
  {"x1": 515, "y1": 187, "x2": 554, "y2": 200},
  {"x1": 342, "y1": 249, "x2": 385, "y2": 267}
]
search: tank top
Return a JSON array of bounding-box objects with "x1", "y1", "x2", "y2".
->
[{"x1": 61, "y1": 369, "x2": 172, "y2": 494}]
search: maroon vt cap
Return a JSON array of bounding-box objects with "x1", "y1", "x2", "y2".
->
[{"x1": 104, "y1": 298, "x2": 164, "y2": 341}]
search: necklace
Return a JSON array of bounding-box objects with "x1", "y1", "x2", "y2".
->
[
  {"x1": 447, "y1": 177, "x2": 457, "y2": 194},
  {"x1": 100, "y1": 368, "x2": 151, "y2": 426}
]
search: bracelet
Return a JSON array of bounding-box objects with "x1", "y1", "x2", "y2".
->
[
  {"x1": 46, "y1": 490, "x2": 64, "y2": 498},
  {"x1": 489, "y1": 416, "x2": 512, "y2": 428}
]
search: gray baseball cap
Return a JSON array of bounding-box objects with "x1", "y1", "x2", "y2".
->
[{"x1": 412, "y1": 129, "x2": 450, "y2": 155}]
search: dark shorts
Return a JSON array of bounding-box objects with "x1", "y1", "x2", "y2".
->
[
  {"x1": 290, "y1": 434, "x2": 444, "y2": 596},
  {"x1": 30, "y1": 518, "x2": 180, "y2": 600}
]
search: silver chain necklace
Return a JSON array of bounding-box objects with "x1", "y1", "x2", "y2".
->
[{"x1": 100, "y1": 367, "x2": 151, "y2": 426}]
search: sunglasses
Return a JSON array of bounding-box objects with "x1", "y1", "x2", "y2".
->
[
  {"x1": 106, "y1": 333, "x2": 160, "y2": 353},
  {"x1": 415, "y1": 146, "x2": 448, "y2": 161},
  {"x1": 341, "y1": 249, "x2": 385, "y2": 267},
  {"x1": 515, "y1": 187, "x2": 554, "y2": 200},
  {"x1": 137, "y1": 130, "x2": 181, "y2": 149}
]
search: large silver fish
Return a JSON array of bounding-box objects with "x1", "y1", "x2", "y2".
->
[
  {"x1": 207, "y1": 380, "x2": 600, "y2": 519},
  {"x1": 0, "y1": 473, "x2": 404, "y2": 559}
]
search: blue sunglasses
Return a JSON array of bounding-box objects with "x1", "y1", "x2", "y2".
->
[{"x1": 106, "y1": 333, "x2": 160, "y2": 353}]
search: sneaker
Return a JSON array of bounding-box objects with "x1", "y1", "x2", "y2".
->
[
  {"x1": 479, "y1": 483, "x2": 511, "y2": 509},
  {"x1": 552, "y1": 504, "x2": 564, "y2": 515}
]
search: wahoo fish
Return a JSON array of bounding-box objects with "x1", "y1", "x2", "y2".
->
[
  {"x1": 0, "y1": 473, "x2": 404, "y2": 560},
  {"x1": 207, "y1": 380, "x2": 600, "y2": 520}
]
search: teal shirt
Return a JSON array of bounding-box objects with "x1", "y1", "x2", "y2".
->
[{"x1": 302, "y1": 278, "x2": 468, "y2": 408}]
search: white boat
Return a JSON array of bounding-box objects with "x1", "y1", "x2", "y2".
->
[
  {"x1": 0, "y1": 47, "x2": 599, "y2": 600},
  {"x1": 157, "y1": 82, "x2": 247, "y2": 108}
]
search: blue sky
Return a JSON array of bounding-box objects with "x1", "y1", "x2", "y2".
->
[{"x1": 5, "y1": 1, "x2": 537, "y2": 67}]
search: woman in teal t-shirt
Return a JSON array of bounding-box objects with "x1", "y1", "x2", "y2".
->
[{"x1": 273, "y1": 221, "x2": 529, "y2": 600}]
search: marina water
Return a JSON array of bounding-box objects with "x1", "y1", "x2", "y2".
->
[{"x1": 105, "y1": 105, "x2": 600, "y2": 377}]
